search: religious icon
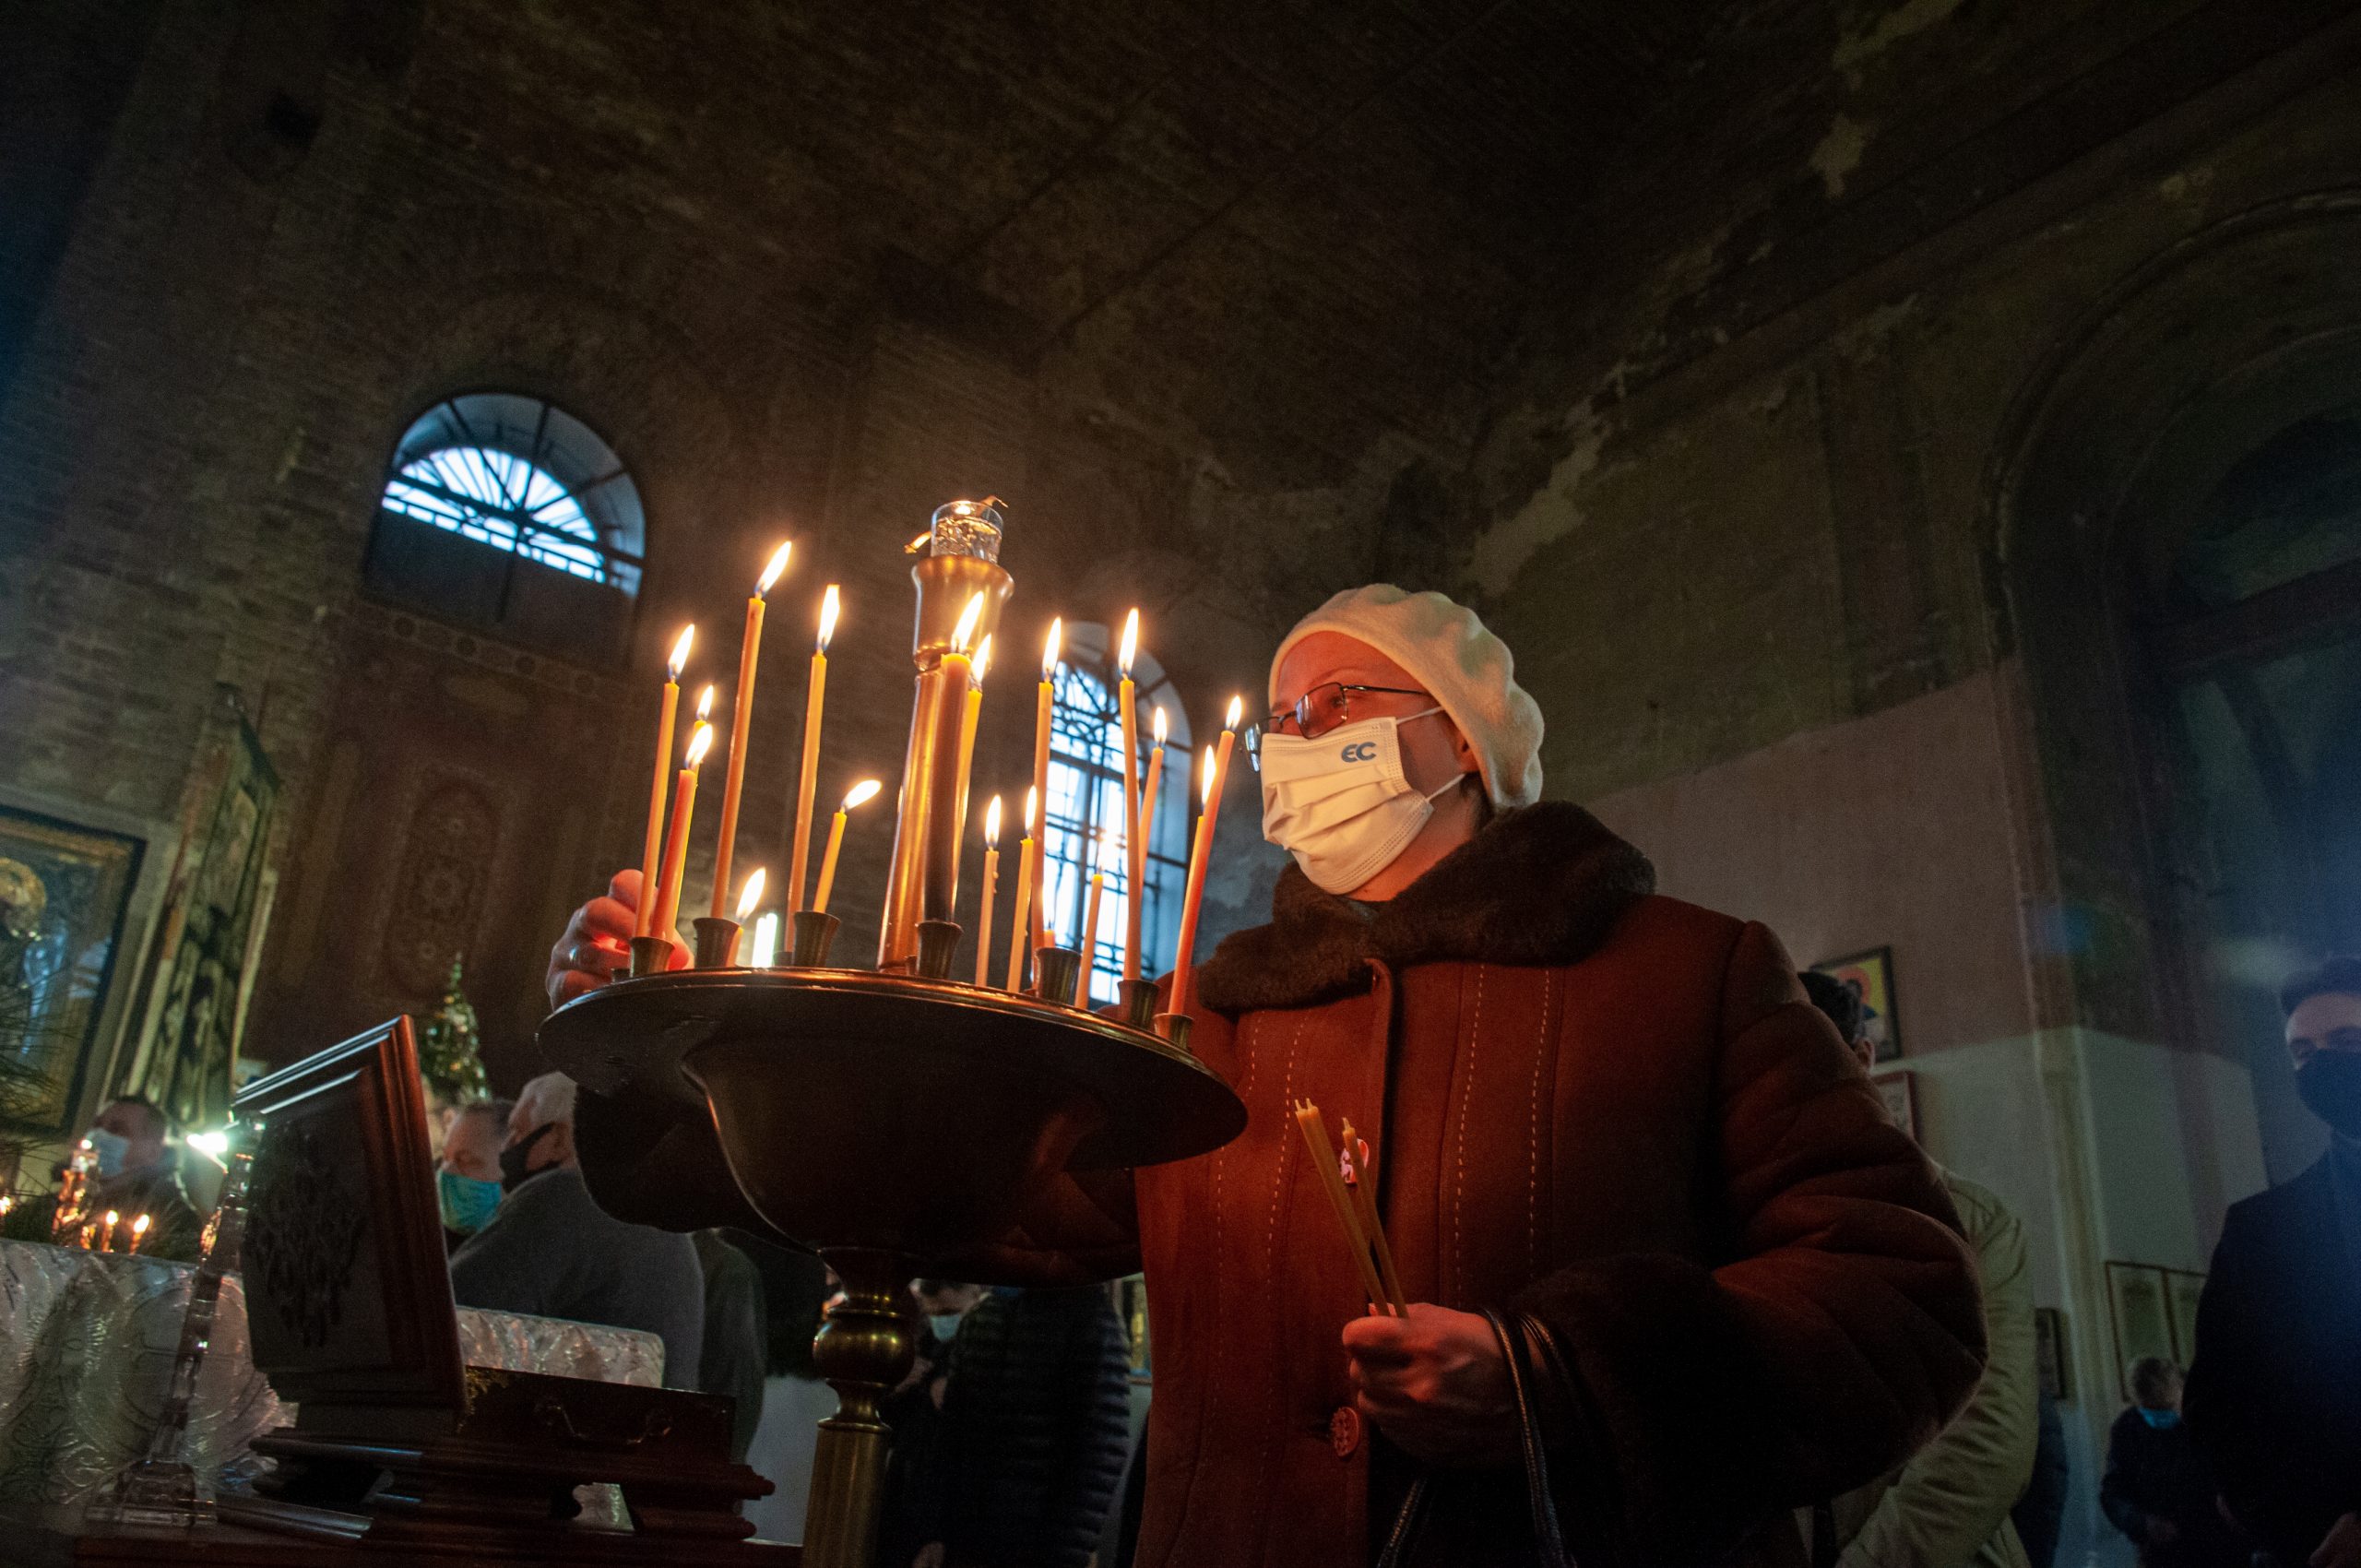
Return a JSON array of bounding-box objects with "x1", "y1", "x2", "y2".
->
[{"x1": 1813, "y1": 945, "x2": 1901, "y2": 1062}]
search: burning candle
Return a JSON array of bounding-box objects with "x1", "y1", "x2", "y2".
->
[
  {"x1": 127, "y1": 1213, "x2": 151, "y2": 1255},
  {"x1": 1165, "y1": 696, "x2": 1242, "y2": 1027},
  {"x1": 1118, "y1": 610, "x2": 1144, "y2": 986},
  {"x1": 1005, "y1": 786, "x2": 1036, "y2": 990},
  {"x1": 814, "y1": 778, "x2": 882, "y2": 916},
  {"x1": 1030, "y1": 618, "x2": 1060, "y2": 953},
  {"x1": 736, "y1": 866, "x2": 767, "y2": 925},
  {"x1": 101, "y1": 1209, "x2": 120, "y2": 1253},
  {"x1": 788, "y1": 585, "x2": 840, "y2": 915},
  {"x1": 974, "y1": 794, "x2": 1002, "y2": 985},
  {"x1": 635, "y1": 626, "x2": 695, "y2": 937},
  {"x1": 711, "y1": 542, "x2": 793, "y2": 920},
  {"x1": 1140, "y1": 703, "x2": 1167, "y2": 912},
  {"x1": 750, "y1": 910, "x2": 780, "y2": 968},
  {"x1": 955, "y1": 635, "x2": 991, "y2": 843},
  {"x1": 653, "y1": 719, "x2": 715, "y2": 944},
  {"x1": 1079, "y1": 827, "x2": 1112, "y2": 1004}
]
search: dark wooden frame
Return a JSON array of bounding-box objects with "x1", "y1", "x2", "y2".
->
[
  {"x1": 1813, "y1": 945, "x2": 1902, "y2": 1062},
  {"x1": 231, "y1": 1016, "x2": 465, "y2": 1412}
]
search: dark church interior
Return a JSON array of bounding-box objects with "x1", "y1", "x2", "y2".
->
[{"x1": 5, "y1": 2, "x2": 2361, "y2": 1564}]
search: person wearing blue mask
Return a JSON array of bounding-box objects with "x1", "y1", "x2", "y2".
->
[
  {"x1": 76, "y1": 1095, "x2": 202, "y2": 1261},
  {"x1": 2101, "y1": 1359, "x2": 2241, "y2": 1568},
  {"x1": 435, "y1": 1099, "x2": 511, "y2": 1245}
]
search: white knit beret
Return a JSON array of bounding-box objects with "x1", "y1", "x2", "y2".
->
[{"x1": 1269, "y1": 584, "x2": 1545, "y2": 808}]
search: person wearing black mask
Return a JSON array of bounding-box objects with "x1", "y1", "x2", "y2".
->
[
  {"x1": 448, "y1": 1073, "x2": 706, "y2": 1387},
  {"x1": 2186, "y1": 957, "x2": 2361, "y2": 1568}
]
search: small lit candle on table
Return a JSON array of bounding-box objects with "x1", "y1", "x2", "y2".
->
[
  {"x1": 1079, "y1": 827, "x2": 1112, "y2": 1003},
  {"x1": 788, "y1": 585, "x2": 840, "y2": 915},
  {"x1": 711, "y1": 542, "x2": 792, "y2": 920},
  {"x1": 100, "y1": 1210, "x2": 120, "y2": 1253},
  {"x1": 635, "y1": 625, "x2": 695, "y2": 938},
  {"x1": 1005, "y1": 786, "x2": 1036, "y2": 990},
  {"x1": 1030, "y1": 618, "x2": 1060, "y2": 953},
  {"x1": 1117, "y1": 610, "x2": 1144, "y2": 986},
  {"x1": 974, "y1": 794, "x2": 1002, "y2": 986},
  {"x1": 127, "y1": 1213, "x2": 151, "y2": 1255},
  {"x1": 813, "y1": 778, "x2": 883, "y2": 916},
  {"x1": 653, "y1": 718, "x2": 715, "y2": 946},
  {"x1": 1164, "y1": 696, "x2": 1242, "y2": 1029}
]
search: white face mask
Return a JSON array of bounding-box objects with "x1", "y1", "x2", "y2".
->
[{"x1": 1259, "y1": 709, "x2": 1465, "y2": 895}]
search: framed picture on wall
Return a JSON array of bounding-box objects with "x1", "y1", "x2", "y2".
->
[
  {"x1": 0, "y1": 804, "x2": 147, "y2": 1136},
  {"x1": 2165, "y1": 1268, "x2": 2206, "y2": 1367},
  {"x1": 1812, "y1": 946, "x2": 1901, "y2": 1061}
]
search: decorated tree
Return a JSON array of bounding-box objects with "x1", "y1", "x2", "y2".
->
[{"x1": 416, "y1": 956, "x2": 490, "y2": 1109}]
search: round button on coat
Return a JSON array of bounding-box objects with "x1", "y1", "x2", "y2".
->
[{"x1": 1329, "y1": 1404, "x2": 1362, "y2": 1458}]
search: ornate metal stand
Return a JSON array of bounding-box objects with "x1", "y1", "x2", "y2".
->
[{"x1": 540, "y1": 967, "x2": 1245, "y2": 1568}]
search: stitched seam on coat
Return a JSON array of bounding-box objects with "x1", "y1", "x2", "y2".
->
[
  {"x1": 1528, "y1": 969, "x2": 1550, "y2": 1280},
  {"x1": 1453, "y1": 964, "x2": 1485, "y2": 1301},
  {"x1": 1176, "y1": 1010, "x2": 1258, "y2": 1557}
]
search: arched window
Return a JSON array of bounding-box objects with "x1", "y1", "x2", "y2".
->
[
  {"x1": 1041, "y1": 626, "x2": 1193, "y2": 1005},
  {"x1": 365, "y1": 393, "x2": 644, "y2": 658}
]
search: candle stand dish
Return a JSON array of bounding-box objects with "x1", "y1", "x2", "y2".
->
[{"x1": 539, "y1": 967, "x2": 1245, "y2": 1568}]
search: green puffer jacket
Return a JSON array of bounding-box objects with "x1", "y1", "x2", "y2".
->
[{"x1": 1827, "y1": 1171, "x2": 2037, "y2": 1568}]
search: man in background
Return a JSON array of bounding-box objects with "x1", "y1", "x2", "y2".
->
[
  {"x1": 436, "y1": 1099, "x2": 509, "y2": 1247},
  {"x1": 1804, "y1": 971, "x2": 2038, "y2": 1568},
  {"x1": 84, "y1": 1094, "x2": 202, "y2": 1260},
  {"x1": 2103, "y1": 1359, "x2": 2241, "y2": 1568},
  {"x1": 448, "y1": 1072, "x2": 705, "y2": 1386},
  {"x1": 2188, "y1": 957, "x2": 2361, "y2": 1568}
]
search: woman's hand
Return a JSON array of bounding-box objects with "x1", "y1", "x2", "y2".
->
[
  {"x1": 1342, "y1": 1302, "x2": 1517, "y2": 1466},
  {"x1": 546, "y1": 870, "x2": 682, "y2": 1008}
]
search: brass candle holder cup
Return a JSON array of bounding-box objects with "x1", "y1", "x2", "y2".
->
[
  {"x1": 1032, "y1": 945, "x2": 1082, "y2": 1007},
  {"x1": 790, "y1": 910, "x2": 842, "y2": 968},
  {"x1": 628, "y1": 934, "x2": 675, "y2": 980},
  {"x1": 692, "y1": 917, "x2": 742, "y2": 969},
  {"x1": 914, "y1": 920, "x2": 962, "y2": 981},
  {"x1": 1119, "y1": 979, "x2": 1158, "y2": 1031},
  {"x1": 1154, "y1": 1012, "x2": 1194, "y2": 1051},
  {"x1": 540, "y1": 969, "x2": 1245, "y2": 1568}
]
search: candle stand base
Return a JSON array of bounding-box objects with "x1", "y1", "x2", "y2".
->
[
  {"x1": 914, "y1": 920, "x2": 962, "y2": 980},
  {"x1": 540, "y1": 968, "x2": 1245, "y2": 1568},
  {"x1": 693, "y1": 917, "x2": 742, "y2": 969},
  {"x1": 1120, "y1": 980, "x2": 1158, "y2": 1030},
  {"x1": 790, "y1": 910, "x2": 842, "y2": 967},
  {"x1": 629, "y1": 935, "x2": 674, "y2": 980},
  {"x1": 1033, "y1": 945, "x2": 1081, "y2": 1006},
  {"x1": 1154, "y1": 1012, "x2": 1194, "y2": 1052}
]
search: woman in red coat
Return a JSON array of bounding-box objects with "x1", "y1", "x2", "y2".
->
[{"x1": 550, "y1": 585, "x2": 1986, "y2": 1568}]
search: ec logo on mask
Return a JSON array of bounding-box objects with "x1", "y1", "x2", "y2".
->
[{"x1": 1340, "y1": 741, "x2": 1378, "y2": 763}]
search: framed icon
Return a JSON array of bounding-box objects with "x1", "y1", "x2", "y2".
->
[{"x1": 1813, "y1": 946, "x2": 1900, "y2": 1062}]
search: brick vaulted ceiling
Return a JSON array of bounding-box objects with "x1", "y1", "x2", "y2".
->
[{"x1": 414, "y1": 0, "x2": 2355, "y2": 490}]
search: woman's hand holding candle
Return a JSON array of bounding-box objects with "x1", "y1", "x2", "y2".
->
[{"x1": 1341, "y1": 1307, "x2": 1516, "y2": 1467}]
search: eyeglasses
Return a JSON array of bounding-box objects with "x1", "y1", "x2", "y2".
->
[{"x1": 1264, "y1": 682, "x2": 1428, "y2": 741}]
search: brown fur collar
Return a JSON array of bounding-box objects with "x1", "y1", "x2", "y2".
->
[{"x1": 1194, "y1": 802, "x2": 1656, "y2": 1014}]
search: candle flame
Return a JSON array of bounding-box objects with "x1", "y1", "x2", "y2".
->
[
  {"x1": 842, "y1": 778, "x2": 883, "y2": 812},
  {"x1": 1224, "y1": 694, "x2": 1243, "y2": 731},
  {"x1": 132, "y1": 1214, "x2": 150, "y2": 1236},
  {"x1": 667, "y1": 625, "x2": 695, "y2": 679},
  {"x1": 1152, "y1": 704, "x2": 1168, "y2": 745},
  {"x1": 1119, "y1": 609, "x2": 1140, "y2": 677},
  {"x1": 685, "y1": 722, "x2": 715, "y2": 766},
  {"x1": 985, "y1": 794, "x2": 1003, "y2": 846},
  {"x1": 757, "y1": 540, "x2": 793, "y2": 597},
  {"x1": 1097, "y1": 826, "x2": 1117, "y2": 873},
  {"x1": 1201, "y1": 743, "x2": 1217, "y2": 805},
  {"x1": 973, "y1": 634, "x2": 993, "y2": 683},
  {"x1": 104, "y1": 1209, "x2": 119, "y2": 1227},
  {"x1": 952, "y1": 593, "x2": 985, "y2": 654},
  {"x1": 735, "y1": 867, "x2": 767, "y2": 921},
  {"x1": 696, "y1": 683, "x2": 716, "y2": 720},
  {"x1": 818, "y1": 584, "x2": 841, "y2": 653},
  {"x1": 1025, "y1": 785, "x2": 1038, "y2": 833},
  {"x1": 1042, "y1": 616, "x2": 1062, "y2": 680}
]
